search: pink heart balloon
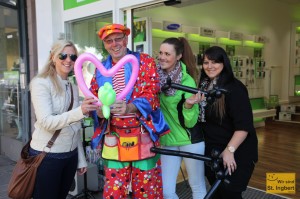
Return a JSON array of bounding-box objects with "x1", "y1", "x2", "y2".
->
[{"x1": 74, "y1": 53, "x2": 139, "y2": 106}]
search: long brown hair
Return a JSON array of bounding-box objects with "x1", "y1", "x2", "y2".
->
[{"x1": 161, "y1": 37, "x2": 198, "y2": 82}]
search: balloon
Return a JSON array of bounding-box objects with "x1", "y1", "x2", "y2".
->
[
  {"x1": 98, "y1": 82, "x2": 116, "y2": 119},
  {"x1": 74, "y1": 53, "x2": 139, "y2": 106},
  {"x1": 102, "y1": 106, "x2": 111, "y2": 119}
]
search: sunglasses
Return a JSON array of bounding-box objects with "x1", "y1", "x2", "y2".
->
[
  {"x1": 103, "y1": 35, "x2": 126, "y2": 44},
  {"x1": 58, "y1": 53, "x2": 77, "y2": 62}
]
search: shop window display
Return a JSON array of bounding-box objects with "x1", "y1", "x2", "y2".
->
[
  {"x1": 0, "y1": 70, "x2": 21, "y2": 138},
  {"x1": 0, "y1": 4, "x2": 22, "y2": 139}
]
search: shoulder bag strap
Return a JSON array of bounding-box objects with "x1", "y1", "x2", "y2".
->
[
  {"x1": 45, "y1": 83, "x2": 74, "y2": 149},
  {"x1": 177, "y1": 94, "x2": 187, "y2": 128},
  {"x1": 160, "y1": 96, "x2": 181, "y2": 126}
]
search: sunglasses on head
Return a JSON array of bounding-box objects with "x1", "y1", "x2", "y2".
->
[{"x1": 58, "y1": 53, "x2": 77, "y2": 62}]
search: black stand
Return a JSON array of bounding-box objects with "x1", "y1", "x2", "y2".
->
[
  {"x1": 150, "y1": 147, "x2": 229, "y2": 199},
  {"x1": 71, "y1": 121, "x2": 96, "y2": 199},
  {"x1": 158, "y1": 78, "x2": 230, "y2": 198}
]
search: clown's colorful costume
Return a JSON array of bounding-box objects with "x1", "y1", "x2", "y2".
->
[{"x1": 90, "y1": 49, "x2": 169, "y2": 199}]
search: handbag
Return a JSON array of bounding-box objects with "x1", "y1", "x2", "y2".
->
[
  {"x1": 101, "y1": 116, "x2": 156, "y2": 162},
  {"x1": 7, "y1": 84, "x2": 74, "y2": 199}
]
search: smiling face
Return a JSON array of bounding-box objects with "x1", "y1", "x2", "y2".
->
[
  {"x1": 158, "y1": 43, "x2": 182, "y2": 73},
  {"x1": 202, "y1": 55, "x2": 224, "y2": 80},
  {"x1": 103, "y1": 33, "x2": 128, "y2": 63},
  {"x1": 54, "y1": 46, "x2": 77, "y2": 80}
]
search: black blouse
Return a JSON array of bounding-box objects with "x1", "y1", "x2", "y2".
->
[{"x1": 201, "y1": 79, "x2": 258, "y2": 164}]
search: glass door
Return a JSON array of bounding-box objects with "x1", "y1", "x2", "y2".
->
[{"x1": 0, "y1": 3, "x2": 22, "y2": 140}]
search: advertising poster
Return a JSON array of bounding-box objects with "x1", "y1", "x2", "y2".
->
[{"x1": 133, "y1": 17, "x2": 151, "y2": 54}]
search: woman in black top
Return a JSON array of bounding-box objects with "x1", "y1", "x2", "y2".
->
[{"x1": 198, "y1": 46, "x2": 258, "y2": 199}]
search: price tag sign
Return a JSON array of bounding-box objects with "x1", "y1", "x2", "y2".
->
[
  {"x1": 229, "y1": 32, "x2": 243, "y2": 41},
  {"x1": 200, "y1": 28, "x2": 216, "y2": 38}
]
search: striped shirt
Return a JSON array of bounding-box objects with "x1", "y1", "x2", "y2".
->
[{"x1": 112, "y1": 65, "x2": 125, "y2": 100}]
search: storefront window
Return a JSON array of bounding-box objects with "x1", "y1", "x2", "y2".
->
[
  {"x1": 65, "y1": 13, "x2": 112, "y2": 93},
  {"x1": 0, "y1": 4, "x2": 22, "y2": 139},
  {"x1": 0, "y1": 0, "x2": 16, "y2": 7}
]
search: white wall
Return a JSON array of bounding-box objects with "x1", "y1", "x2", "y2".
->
[
  {"x1": 118, "y1": 0, "x2": 163, "y2": 9},
  {"x1": 35, "y1": 0, "x2": 116, "y2": 70},
  {"x1": 35, "y1": 0, "x2": 55, "y2": 70}
]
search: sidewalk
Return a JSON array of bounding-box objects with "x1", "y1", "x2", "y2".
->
[
  {"x1": 0, "y1": 155, "x2": 191, "y2": 199},
  {"x1": 0, "y1": 155, "x2": 104, "y2": 199},
  {"x1": 0, "y1": 155, "x2": 15, "y2": 199},
  {"x1": 0, "y1": 154, "x2": 156, "y2": 199}
]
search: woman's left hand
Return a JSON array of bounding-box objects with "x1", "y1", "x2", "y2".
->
[
  {"x1": 185, "y1": 91, "x2": 205, "y2": 109},
  {"x1": 221, "y1": 150, "x2": 237, "y2": 176},
  {"x1": 77, "y1": 167, "x2": 87, "y2": 175}
]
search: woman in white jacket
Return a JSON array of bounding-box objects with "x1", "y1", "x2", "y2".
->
[{"x1": 29, "y1": 40, "x2": 99, "y2": 199}]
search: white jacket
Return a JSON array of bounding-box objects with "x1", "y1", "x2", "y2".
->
[{"x1": 30, "y1": 75, "x2": 87, "y2": 169}]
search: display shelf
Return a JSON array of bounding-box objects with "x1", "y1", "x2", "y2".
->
[{"x1": 253, "y1": 109, "x2": 276, "y2": 118}]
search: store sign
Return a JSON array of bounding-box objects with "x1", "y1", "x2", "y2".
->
[
  {"x1": 63, "y1": 0, "x2": 100, "y2": 10},
  {"x1": 229, "y1": 32, "x2": 243, "y2": 41},
  {"x1": 163, "y1": 21, "x2": 182, "y2": 32},
  {"x1": 266, "y1": 173, "x2": 295, "y2": 194},
  {"x1": 200, "y1": 27, "x2": 216, "y2": 38}
]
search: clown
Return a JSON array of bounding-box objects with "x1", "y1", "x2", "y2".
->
[{"x1": 89, "y1": 23, "x2": 169, "y2": 199}]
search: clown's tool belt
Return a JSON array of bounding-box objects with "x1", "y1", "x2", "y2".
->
[{"x1": 101, "y1": 114, "x2": 155, "y2": 162}]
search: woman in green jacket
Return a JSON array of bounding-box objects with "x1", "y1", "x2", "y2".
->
[{"x1": 157, "y1": 37, "x2": 206, "y2": 199}]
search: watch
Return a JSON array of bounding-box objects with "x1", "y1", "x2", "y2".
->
[{"x1": 227, "y1": 146, "x2": 236, "y2": 153}]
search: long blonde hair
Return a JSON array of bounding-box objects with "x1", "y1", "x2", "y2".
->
[{"x1": 36, "y1": 40, "x2": 78, "y2": 94}]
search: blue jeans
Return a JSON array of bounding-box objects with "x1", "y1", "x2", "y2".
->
[
  {"x1": 31, "y1": 149, "x2": 78, "y2": 199},
  {"x1": 161, "y1": 142, "x2": 206, "y2": 199}
]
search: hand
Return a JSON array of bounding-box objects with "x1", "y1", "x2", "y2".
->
[
  {"x1": 110, "y1": 100, "x2": 130, "y2": 115},
  {"x1": 77, "y1": 167, "x2": 87, "y2": 175},
  {"x1": 184, "y1": 91, "x2": 205, "y2": 109},
  {"x1": 221, "y1": 149, "x2": 237, "y2": 176},
  {"x1": 81, "y1": 97, "x2": 99, "y2": 115}
]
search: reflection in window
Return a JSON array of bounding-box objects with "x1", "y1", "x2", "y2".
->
[
  {"x1": 0, "y1": 0, "x2": 17, "y2": 7},
  {"x1": 65, "y1": 13, "x2": 112, "y2": 97},
  {"x1": 0, "y1": 4, "x2": 22, "y2": 139}
]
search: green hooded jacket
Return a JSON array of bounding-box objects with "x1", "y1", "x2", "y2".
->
[{"x1": 160, "y1": 62, "x2": 199, "y2": 146}]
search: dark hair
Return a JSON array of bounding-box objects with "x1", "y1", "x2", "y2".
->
[
  {"x1": 199, "y1": 46, "x2": 235, "y2": 120},
  {"x1": 199, "y1": 46, "x2": 234, "y2": 87},
  {"x1": 161, "y1": 37, "x2": 198, "y2": 81}
]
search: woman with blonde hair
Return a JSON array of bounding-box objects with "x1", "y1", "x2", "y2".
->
[{"x1": 29, "y1": 40, "x2": 99, "y2": 199}]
